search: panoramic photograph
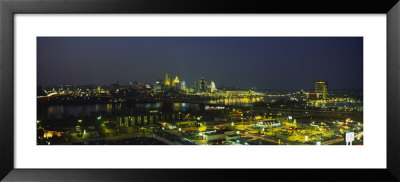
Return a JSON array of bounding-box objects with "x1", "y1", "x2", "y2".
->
[{"x1": 37, "y1": 37, "x2": 363, "y2": 145}]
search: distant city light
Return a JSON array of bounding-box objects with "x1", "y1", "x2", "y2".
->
[{"x1": 37, "y1": 76, "x2": 363, "y2": 146}]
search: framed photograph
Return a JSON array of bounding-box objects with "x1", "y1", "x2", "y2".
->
[{"x1": 1, "y1": 0, "x2": 399, "y2": 181}]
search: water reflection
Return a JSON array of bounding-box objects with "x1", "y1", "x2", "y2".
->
[
  {"x1": 38, "y1": 97, "x2": 264, "y2": 120},
  {"x1": 209, "y1": 97, "x2": 262, "y2": 107},
  {"x1": 39, "y1": 102, "x2": 197, "y2": 120}
]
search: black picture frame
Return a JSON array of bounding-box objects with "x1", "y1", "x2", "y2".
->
[{"x1": 1, "y1": 0, "x2": 399, "y2": 181}]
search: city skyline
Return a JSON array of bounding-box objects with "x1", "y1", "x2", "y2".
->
[
  {"x1": 37, "y1": 37, "x2": 363, "y2": 146},
  {"x1": 37, "y1": 37, "x2": 363, "y2": 90}
]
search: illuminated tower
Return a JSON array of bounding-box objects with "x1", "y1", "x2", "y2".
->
[
  {"x1": 154, "y1": 79, "x2": 163, "y2": 92},
  {"x1": 181, "y1": 81, "x2": 187, "y2": 91},
  {"x1": 172, "y1": 76, "x2": 180, "y2": 87},
  {"x1": 210, "y1": 81, "x2": 217, "y2": 92},
  {"x1": 164, "y1": 73, "x2": 171, "y2": 87},
  {"x1": 315, "y1": 81, "x2": 328, "y2": 99},
  {"x1": 198, "y1": 77, "x2": 207, "y2": 93}
]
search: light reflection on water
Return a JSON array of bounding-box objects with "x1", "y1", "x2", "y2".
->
[
  {"x1": 39, "y1": 97, "x2": 264, "y2": 120},
  {"x1": 39, "y1": 102, "x2": 197, "y2": 120},
  {"x1": 209, "y1": 97, "x2": 262, "y2": 106}
]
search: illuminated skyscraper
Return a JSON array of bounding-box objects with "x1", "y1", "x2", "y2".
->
[
  {"x1": 197, "y1": 77, "x2": 207, "y2": 93},
  {"x1": 181, "y1": 81, "x2": 186, "y2": 91},
  {"x1": 315, "y1": 81, "x2": 328, "y2": 99},
  {"x1": 172, "y1": 76, "x2": 180, "y2": 87},
  {"x1": 154, "y1": 79, "x2": 163, "y2": 92},
  {"x1": 193, "y1": 80, "x2": 199, "y2": 92},
  {"x1": 164, "y1": 73, "x2": 171, "y2": 87},
  {"x1": 210, "y1": 81, "x2": 217, "y2": 92}
]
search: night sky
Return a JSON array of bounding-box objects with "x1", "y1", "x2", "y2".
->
[{"x1": 37, "y1": 37, "x2": 363, "y2": 90}]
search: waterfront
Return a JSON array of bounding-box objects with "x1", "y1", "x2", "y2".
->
[
  {"x1": 37, "y1": 93, "x2": 363, "y2": 145},
  {"x1": 37, "y1": 37, "x2": 363, "y2": 145}
]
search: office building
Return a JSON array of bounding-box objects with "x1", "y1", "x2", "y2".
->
[
  {"x1": 172, "y1": 76, "x2": 180, "y2": 87},
  {"x1": 181, "y1": 81, "x2": 187, "y2": 91},
  {"x1": 210, "y1": 81, "x2": 217, "y2": 92},
  {"x1": 164, "y1": 73, "x2": 171, "y2": 87},
  {"x1": 315, "y1": 81, "x2": 328, "y2": 99}
]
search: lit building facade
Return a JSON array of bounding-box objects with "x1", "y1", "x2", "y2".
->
[
  {"x1": 153, "y1": 79, "x2": 163, "y2": 92},
  {"x1": 172, "y1": 76, "x2": 180, "y2": 87},
  {"x1": 164, "y1": 73, "x2": 171, "y2": 87},
  {"x1": 315, "y1": 81, "x2": 328, "y2": 99},
  {"x1": 210, "y1": 81, "x2": 217, "y2": 92},
  {"x1": 181, "y1": 81, "x2": 187, "y2": 91},
  {"x1": 197, "y1": 77, "x2": 207, "y2": 93}
]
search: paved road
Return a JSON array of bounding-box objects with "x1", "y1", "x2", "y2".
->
[{"x1": 242, "y1": 133, "x2": 287, "y2": 145}]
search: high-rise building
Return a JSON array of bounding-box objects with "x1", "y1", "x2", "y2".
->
[
  {"x1": 181, "y1": 81, "x2": 187, "y2": 91},
  {"x1": 210, "y1": 81, "x2": 217, "y2": 92},
  {"x1": 200, "y1": 78, "x2": 206, "y2": 91},
  {"x1": 172, "y1": 76, "x2": 180, "y2": 87},
  {"x1": 164, "y1": 73, "x2": 171, "y2": 87},
  {"x1": 193, "y1": 80, "x2": 199, "y2": 92},
  {"x1": 153, "y1": 79, "x2": 163, "y2": 92},
  {"x1": 315, "y1": 81, "x2": 328, "y2": 99},
  {"x1": 197, "y1": 77, "x2": 207, "y2": 93}
]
